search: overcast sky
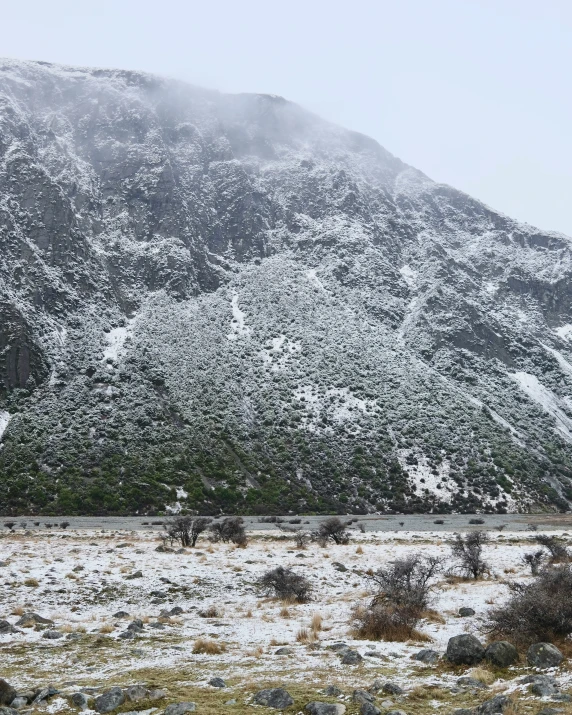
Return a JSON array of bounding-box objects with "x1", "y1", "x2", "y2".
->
[{"x1": 4, "y1": 0, "x2": 572, "y2": 235}]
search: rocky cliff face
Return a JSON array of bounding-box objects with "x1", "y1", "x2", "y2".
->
[{"x1": 1, "y1": 58, "x2": 572, "y2": 515}]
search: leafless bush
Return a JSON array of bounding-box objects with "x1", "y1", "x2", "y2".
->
[
  {"x1": 496, "y1": 524, "x2": 507, "y2": 532},
  {"x1": 534, "y1": 534, "x2": 569, "y2": 562},
  {"x1": 257, "y1": 566, "x2": 312, "y2": 603},
  {"x1": 4, "y1": 522, "x2": 15, "y2": 530},
  {"x1": 449, "y1": 531, "x2": 489, "y2": 579},
  {"x1": 522, "y1": 550, "x2": 545, "y2": 575},
  {"x1": 352, "y1": 554, "x2": 442, "y2": 641},
  {"x1": 210, "y1": 517, "x2": 247, "y2": 546},
  {"x1": 294, "y1": 530, "x2": 310, "y2": 549},
  {"x1": 167, "y1": 516, "x2": 212, "y2": 547},
  {"x1": 486, "y1": 564, "x2": 572, "y2": 645},
  {"x1": 314, "y1": 517, "x2": 350, "y2": 545},
  {"x1": 60, "y1": 521, "x2": 70, "y2": 530},
  {"x1": 469, "y1": 518, "x2": 485, "y2": 525}
]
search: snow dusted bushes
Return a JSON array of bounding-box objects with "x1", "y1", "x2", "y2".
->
[
  {"x1": 352, "y1": 554, "x2": 442, "y2": 641},
  {"x1": 534, "y1": 534, "x2": 570, "y2": 562},
  {"x1": 314, "y1": 517, "x2": 350, "y2": 546},
  {"x1": 210, "y1": 517, "x2": 247, "y2": 546},
  {"x1": 522, "y1": 550, "x2": 545, "y2": 575},
  {"x1": 486, "y1": 564, "x2": 572, "y2": 646},
  {"x1": 166, "y1": 516, "x2": 212, "y2": 547},
  {"x1": 257, "y1": 566, "x2": 312, "y2": 603},
  {"x1": 449, "y1": 531, "x2": 489, "y2": 579}
]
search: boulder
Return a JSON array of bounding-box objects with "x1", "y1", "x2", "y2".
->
[
  {"x1": 531, "y1": 680, "x2": 559, "y2": 697},
  {"x1": 208, "y1": 678, "x2": 225, "y2": 688},
  {"x1": 527, "y1": 643, "x2": 564, "y2": 669},
  {"x1": 112, "y1": 611, "x2": 130, "y2": 619},
  {"x1": 305, "y1": 704, "x2": 346, "y2": 715},
  {"x1": 125, "y1": 571, "x2": 143, "y2": 580},
  {"x1": 476, "y1": 695, "x2": 511, "y2": 715},
  {"x1": 382, "y1": 683, "x2": 404, "y2": 695},
  {"x1": 253, "y1": 689, "x2": 294, "y2": 709},
  {"x1": 447, "y1": 634, "x2": 485, "y2": 665},
  {"x1": 413, "y1": 649, "x2": 440, "y2": 664},
  {"x1": 332, "y1": 563, "x2": 347, "y2": 572},
  {"x1": 9, "y1": 698, "x2": 27, "y2": 710},
  {"x1": 42, "y1": 630, "x2": 63, "y2": 639},
  {"x1": 459, "y1": 607, "x2": 476, "y2": 617},
  {"x1": 94, "y1": 687, "x2": 126, "y2": 713},
  {"x1": 340, "y1": 649, "x2": 362, "y2": 665},
  {"x1": 118, "y1": 630, "x2": 137, "y2": 640},
  {"x1": 323, "y1": 686, "x2": 342, "y2": 697},
  {"x1": 15, "y1": 613, "x2": 53, "y2": 627},
  {"x1": 360, "y1": 704, "x2": 381, "y2": 715},
  {"x1": 0, "y1": 708, "x2": 18, "y2": 715},
  {"x1": 0, "y1": 681, "x2": 16, "y2": 706},
  {"x1": 147, "y1": 690, "x2": 166, "y2": 701},
  {"x1": 127, "y1": 620, "x2": 144, "y2": 631},
  {"x1": 164, "y1": 704, "x2": 196, "y2": 715},
  {"x1": 0, "y1": 621, "x2": 18, "y2": 635},
  {"x1": 352, "y1": 690, "x2": 374, "y2": 704},
  {"x1": 457, "y1": 677, "x2": 488, "y2": 690},
  {"x1": 485, "y1": 641, "x2": 518, "y2": 668},
  {"x1": 275, "y1": 647, "x2": 294, "y2": 655}
]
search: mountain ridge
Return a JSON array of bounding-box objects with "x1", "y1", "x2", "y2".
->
[{"x1": 1, "y1": 58, "x2": 572, "y2": 516}]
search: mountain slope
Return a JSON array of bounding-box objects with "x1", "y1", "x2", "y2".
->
[{"x1": 1, "y1": 58, "x2": 572, "y2": 515}]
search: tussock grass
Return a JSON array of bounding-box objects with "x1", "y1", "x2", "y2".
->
[{"x1": 192, "y1": 638, "x2": 226, "y2": 655}]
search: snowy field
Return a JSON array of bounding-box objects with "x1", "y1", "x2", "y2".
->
[{"x1": 1, "y1": 525, "x2": 572, "y2": 715}]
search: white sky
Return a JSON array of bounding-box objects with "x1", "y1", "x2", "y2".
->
[{"x1": 3, "y1": 0, "x2": 572, "y2": 235}]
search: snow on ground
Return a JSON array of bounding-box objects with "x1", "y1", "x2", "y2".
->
[
  {"x1": 556, "y1": 324, "x2": 572, "y2": 341},
  {"x1": 260, "y1": 335, "x2": 301, "y2": 370},
  {"x1": 1, "y1": 525, "x2": 572, "y2": 712},
  {"x1": 0, "y1": 411, "x2": 11, "y2": 441},
  {"x1": 511, "y1": 371, "x2": 572, "y2": 441},
  {"x1": 541, "y1": 342, "x2": 572, "y2": 379},
  {"x1": 294, "y1": 385, "x2": 376, "y2": 432},
  {"x1": 399, "y1": 265, "x2": 417, "y2": 288},
  {"x1": 102, "y1": 320, "x2": 134, "y2": 363},
  {"x1": 397, "y1": 450, "x2": 455, "y2": 503},
  {"x1": 227, "y1": 293, "x2": 251, "y2": 340}
]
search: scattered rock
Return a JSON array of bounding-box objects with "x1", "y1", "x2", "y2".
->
[
  {"x1": 70, "y1": 693, "x2": 90, "y2": 709},
  {"x1": 155, "y1": 546, "x2": 174, "y2": 553},
  {"x1": 128, "y1": 620, "x2": 144, "y2": 631},
  {"x1": 531, "y1": 680, "x2": 560, "y2": 697},
  {"x1": 0, "y1": 621, "x2": 18, "y2": 635},
  {"x1": 537, "y1": 709, "x2": 564, "y2": 715},
  {"x1": 340, "y1": 649, "x2": 362, "y2": 665},
  {"x1": 332, "y1": 563, "x2": 347, "y2": 572},
  {"x1": 447, "y1": 634, "x2": 485, "y2": 665},
  {"x1": 113, "y1": 611, "x2": 130, "y2": 619},
  {"x1": 0, "y1": 707, "x2": 19, "y2": 715},
  {"x1": 42, "y1": 630, "x2": 63, "y2": 639},
  {"x1": 476, "y1": 695, "x2": 511, "y2": 715},
  {"x1": 305, "y1": 703, "x2": 346, "y2": 715},
  {"x1": 382, "y1": 683, "x2": 404, "y2": 695},
  {"x1": 412, "y1": 649, "x2": 440, "y2": 664},
  {"x1": 164, "y1": 703, "x2": 196, "y2": 715},
  {"x1": 94, "y1": 688, "x2": 126, "y2": 713},
  {"x1": 15, "y1": 613, "x2": 53, "y2": 627},
  {"x1": 147, "y1": 690, "x2": 166, "y2": 701},
  {"x1": 452, "y1": 710, "x2": 474, "y2": 715},
  {"x1": 385, "y1": 711, "x2": 407, "y2": 715},
  {"x1": 208, "y1": 678, "x2": 225, "y2": 688},
  {"x1": 364, "y1": 651, "x2": 389, "y2": 660},
  {"x1": 125, "y1": 571, "x2": 143, "y2": 580},
  {"x1": 9, "y1": 698, "x2": 27, "y2": 710},
  {"x1": 485, "y1": 641, "x2": 518, "y2": 668},
  {"x1": 459, "y1": 607, "x2": 476, "y2": 617},
  {"x1": 253, "y1": 689, "x2": 294, "y2": 709},
  {"x1": 360, "y1": 704, "x2": 381, "y2": 715},
  {"x1": 352, "y1": 690, "x2": 374, "y2": 705},
  {"x1": 0, "y1": 681, "x2": 16, "y2": 706},
  {"x1": 66, "y1": 633, "x2": 83, "y2": 641},
  {"x1": 323, "y1": 686, "x2": 342, "y2": 697},
  {"x1": 326, "y1": 642, "x2": 348, "y2": 652},
  {"x1": 124, "y1": 685, "x2": 147, "y2": 702},
  {"x1": 528, "y1": 643, "x2": 564, "y2": 669},
  {"x1": 275, "y1": 647, "x2": 294, "y2": 655},
  {"x1": 118, "y1": 630, "x2": 137, "y2": 640}
]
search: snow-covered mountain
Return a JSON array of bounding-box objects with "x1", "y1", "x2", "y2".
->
[{"x1": 1, "y1": 58, "x2": 572, "y2": 516}]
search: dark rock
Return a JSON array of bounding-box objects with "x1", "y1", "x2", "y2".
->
[
  {"x1": 365, "y1": 651, "x2": 389, "y2": 660},
  {"x1": 208, "y1": 678, "x2": 226, "y2": 688},
  {"x1": 332, "y1": 562, "x2": 347, "y2": 572},
  {"x1": 485, "y1": 641, "x2": 518, "y2": 668},
  {"x1": 0, "y1": 621, "x2": 18, "y2": 635},
  {"x1": 527, "y1": 643, "x2": 564, "y2": 669},
  {"x1": 15, "y1": 613, "x2": 53, "y2": 627},
  {"x1": 112, "y1": 611, "x2": 130, "y2": 619},
  {"x1": 42, "y1": 630, "x2": 63, "y2": 639},
  {"x1": 413, "y1": 649, "x2": 440, "y2": 664},
  {"x1": 125, "y1": 571, "x2": 143, "y2": 580},
  {"x1": 326, "y1": 642, "x2": 349, "y2": 651},
  {"x1": 0, "y1": 708, "x2": 19, "y2": 715},
  {"x1": 94, "y1": 688, "x2": 126, "y2": 713},
  {"x1": 452, "y1": 710, "x2": 474, "y2": 715},
  {"x1": 447, "y1": 634, "x2": 485, "y2": 665},
  {"x1": 553, "y1": 695, "x2": 572, "y2": 703},
  {"x1": 148, "y1": 622, "x2": 165, "y2": 630},
  {"x1": 476, "y1": 695, "x2": 511, "y2": 715},
  {"x1": 305, "y1": 703, "x2": 346, "y2": 715},
  {"x1": 169, "y1": 607, "x2": 184, "y2": 615},
  {"x1": 253, "y1": 689, "x2": 294, "y2": 709},
  {"x1": 459, "y1": 607, "x2": 476, "y2": 617},
  {"x1": 127, "y1": 619, "x2": 144, "y2": 631},
  {"x1": 275, "y1": 647, "x2": 294, "y2": 655},
  {"x1": 531, "y1": 680, "x2": 560, "y2": 697},
  {"x1": 340, "y1": 649, "x2": 362, "y2": 665},
  {"x1": 382, "y1": 683, "x2": 404, "y2": 695},
  {"x1": 352, "y1": 689, "x2": 374, "y2": 704},
  {"x1": 537, "y1": 709, "x2": 564, "y2": 715},
  {"x1": 164, "y1": 704, "x2": 196, "y2": 715},
  {"x1": 323, "y1": 686, "x2": 342, "y2": 697},
  {"x1": 0, "y1": 683, "x2": 15, "y2": 708},
  {"x1": 9, "y1": 698, "x2": 27, "y2": 710},
  {"x1": 385, "y1": 711, "x2": 407, "y2": 715},
  {"x1": 66, "y1": 632, "x2": 83, "y2": 641},
  {"x1": 360, "y1": 704, "x2": 381, "y2": 715},
  {"x1": 118, "y1": 630, "x2": 137, "y2": 640},
  {"x1": 147, "y1": 690, "x2": 167, "y2": 701}
]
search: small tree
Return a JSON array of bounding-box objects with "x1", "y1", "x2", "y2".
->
[
  {"x1": 487, "y1": 564, "x2": 572, "y2": 645},
  {"x1": 522, "y1": 550, "x2": 545, "y2": 575},
  {"x1": 352, "y1": 554, "x2": 442, "y2": 641},
  {"x1": 294, "y1": 530, "x2": 310, "y2": 549},
  {"x1": 534, "y1": 534, "x2": 569, "y2": 562},
  {"x1": 258, "y1": 566, "x2": 312, "y2": 603},
  {"x1": 314, "y1": 517, "x2": 350, "y2": 546},
  {"x1": 450, "y1": 531, "x2": 489, "y2": 579},
  {"x1": 210, "y1": 517, "x2": 247, "y2": 546},
  {"x1": 4, "y1": 522, "x2": 15, "y2": 531},
  {"x1": 60, "y1": 521, "x2": 70, "y2": 530},
  {"x1": 167, "y1": 516, "x2": 212, "y2": 547}
]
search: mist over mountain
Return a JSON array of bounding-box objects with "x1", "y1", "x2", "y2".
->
[{"x1": 1, "y1": 58, "x2": 572, "y2": 515}]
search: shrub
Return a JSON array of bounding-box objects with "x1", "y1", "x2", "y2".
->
[
  {"x1": 314, "y1": 517, "x2": 350, "y2": 545},
  {"x1": 486, "y1": 564, "x2": 572, "y2": 645},
  {"x1": 60, "y1": 521, "x2": 70, "y2": 529},
  {"x1": 534, "y1": 534, "x2": 569, "y2": 562},
  {"x1": 294, "y1": 530, "x2": 310, "y2": 549},
  {"x1": 192, "y1": 638, "x2": 226, "y2": 654},
  {"x1": 257, "y1": 566, "x2": 312, "y2": 603},
  {"x1": 450, "y1": 531, "x2": 489, "y2": 579},
  {"x1": 469, "y1": 518, "x2": 485, "y2": 525},
  {"x1": 352, "y1": 554, "x2": 442, "y2": 641},
  {"x1": 167, "y1": 516, "x2": 212, "y2": 547},
  {"x1": 522, "y1": 550, "x2": 545, "y2": 575},
  {"x1": 4, "y1": 522, "x2": 15, "y2": 530},
  {"x1": 210, "y1": 517, "x2": 247, "y2": 546}
]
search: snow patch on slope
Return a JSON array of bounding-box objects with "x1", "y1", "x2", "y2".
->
[
  {"x1": 294, "y1": 385, "x2": 376, "y2": 433},
  {"x1": 260, "y1": 336, "x2": 301, "y2": 370},
  {"x1": 556, "y1": 324, "x2": 572, "y2": 341},
  {"x1": 227, "y1": 293, "x2": 251, "y2": 340},
  {"x1": 103, "y1": 320, "x2": 134, "y2": 362},
  {"x1": 399, "y1": 265, "x2": 417, "y2": 287},
  {"x1": 511, "y1": 372, "x2": 572, "y2": 441},
  {"x1": 397, "y1": 450, "x2": 454, "y2": 504},
  {"x1": 0, "y1": 411, "x2": 11, "y2": 441}
]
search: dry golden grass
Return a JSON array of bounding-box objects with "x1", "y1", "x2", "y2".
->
[
  {"x1": 469, "y1": 666, "x2": 496, "y2": 685},
  {"x1": 356, "y1": 546, "x2": 364, "y2": 554},
  {"x1": 100, "y1": 624, "x2": 115, "y2": 634},
  {"x1": 408, "y1": 685, "x2": 450, "y2": 700},
  {"x1": 198, "y1": 605, "x2": 221, "y2": 618},
  {"x1": 296, "y1": 627, "x2": 318, "y2": 644},
  {"x1": 279, "y1": 607, "x2": 290, "y2": 619},
  {"x1": 65, "y1": 572, "x2": 78, "y2": 580},
  {"x1": 11, "y1": 606, "x2": 25, "y2": 616},
  {"x1": 245, "y1": 610, "x2": 253, "y2": 618},
  {"x1": 422, "y1": 608, "x2": 446, "y2": 624},
  {"x1": 192, "y1": 638, "x2": 227, "y2": 655},
  {"x1": 245, "y1": 646, "x2": 264, "y2": 658},
  {"x1": 23, "y1": 577, "x2": 39, "y2": 587},
  {"x1": 310, "y1": 613, "x2": 323, "y2": 632}
]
